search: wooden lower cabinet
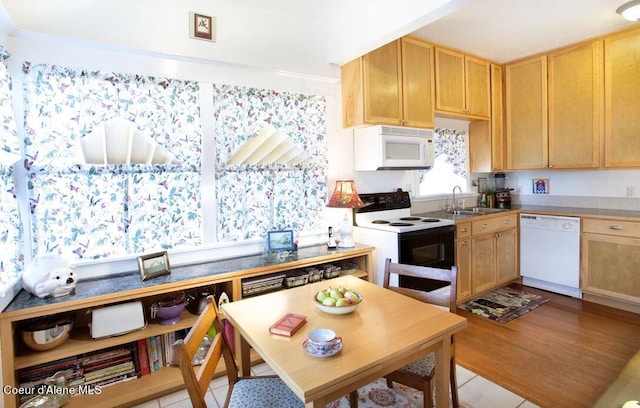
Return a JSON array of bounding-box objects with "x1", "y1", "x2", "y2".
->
[
  {"x1": 456, "y1": 214, "x2": 518, "y2": 302},
  {"x1": 582, "y1": 218, "x2": 640, "y2": 309},
  {"x1": 455, "y1": 224, "x2": 472, "y2": 300},
  {"x1": 495, "y1": 228, "x2": 518, "y2": 285},
  {"x1": 0, "y1": 246, "x2": 373, "y2": 408},
  {"x1": 471, "y1": 234, "x2": 498, "y2": 294}
]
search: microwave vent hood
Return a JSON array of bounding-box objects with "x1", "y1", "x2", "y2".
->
[{"x1": 353, "y1": 125, "x2": 435, "y2": 171}]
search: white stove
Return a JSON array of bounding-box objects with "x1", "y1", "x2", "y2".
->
[
  {"x1": 354, "y1": 208, "x2": 454, "y2": 233},
  {"x1": 352, "y1": 191, "x2": 455, "y2": 287}
]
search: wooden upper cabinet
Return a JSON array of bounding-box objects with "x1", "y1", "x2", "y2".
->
[
  {"x1": 604, "y1": 27, "x2": 640, "y2": 167},
  {"x1": 466, "y1": 56, "x2": 491, "y2": 117},
  {"x1": 469, "y1": 63, "x2": 504, "y2": 172},
  {"x1": 363, "y1": 40, "x2": 403, "y2": 126},
  {"x1": 490, "y1": 64, "x2": 505, "y2": 171},
  {"x1": 548, "y1": 40, "x2": 603, "y2": 169},
  {"x1": 340, "y1": 37, "x2": 435, "y2": 129},
  {"x1": 435, "y1": 47, "x2": 465, "y2": 114},
  {"x1": 401, "y1": 37, "x2": 436, "y2": 128},
  {"x1": 505, "y1": 55, "x2": 548, "y2": 170},
  {"x1": 435, "y1": 47, "x2": 490, "y2": 118}
]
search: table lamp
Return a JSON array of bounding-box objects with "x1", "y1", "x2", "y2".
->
[{"x1": 327, "y1": 180, "x2": 365, "y2": 248}]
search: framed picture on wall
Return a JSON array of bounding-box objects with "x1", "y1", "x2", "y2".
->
[
  {"x1": 189, "y1": 12, "x2": 216, "y2": 42},
  {"x1": 533, "y1": 179, "x2": 549, "y2": 194}
]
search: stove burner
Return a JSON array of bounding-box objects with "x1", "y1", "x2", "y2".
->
[
  {"x1": 399, "y1": 217, "x2": 422, "y2": 221},
  {"x1": 389, "y1": 222, "x2": 413, "y2": 227},
  {"x1": 422, "y1": 218, "x2": 441, "y2": 223},
  {"x1": 371, "y1": 220, "x2": 390, "y2": 224}
]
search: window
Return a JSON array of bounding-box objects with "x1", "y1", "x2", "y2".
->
[
  {"x1": 417, "y1": 128, "x2": 468, "y2": 196},
  {"x1": 212, "y1": 85, "x2": 327, "y2": 241},
  {"x1": 11, "y1": 62, "x2": 327, "y2": 269},
  {"x1": 0, "y1": 47, "x2": 23, "y2": 294},
  {"x1": 21, "y1": 64, "x2": 202, "y2": 260}
]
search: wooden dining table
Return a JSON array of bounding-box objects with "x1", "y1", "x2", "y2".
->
[{"x1": 220, "y1": 275, "x2": 467, "y2": 408}]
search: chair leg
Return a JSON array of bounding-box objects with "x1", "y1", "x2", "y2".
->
[
  {"x1": 424, "y1": 378, "x2": 434, "y2": 408},
  {"x1": 450, "y1": 360, "x2": 459, "y2": 408},
  {"x1": 349, "y1": 390, "x2": 358, "y2": 408}
]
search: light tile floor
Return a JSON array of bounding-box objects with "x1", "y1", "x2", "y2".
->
[{"x1": 132, "y1": 363, "x2": 539, "y2": 408}]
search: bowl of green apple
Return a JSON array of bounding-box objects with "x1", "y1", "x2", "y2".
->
[{"x1": 314, "y1": 286, "x2": 363, "y2": 314}]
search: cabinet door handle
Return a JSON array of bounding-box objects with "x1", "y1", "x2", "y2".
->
[
  {"x1": 482, "y1": 223, "x2": 488, "y2": 229},
  {"x1": 461, "y1": 241, "x2": 468, "y2": 246},
  {"x1": 495, "y1": 233, "x2": 502, "y2": 238},
  {"x1": 460, "y1": 228, "x2": 467, "y2": 233},
  {"x1": 610, "y1": 225, "x2": 623, "y2": 231},
  {"x1": 504, "y1": 219, "x2": 510, "y2": 224}
]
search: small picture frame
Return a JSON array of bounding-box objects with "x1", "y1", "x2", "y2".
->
[
  {"x1": 267, "y1": 230, "x2": 295, "y2": 252},
  {"x1": 138, "y1": 251, "x2": 171, "y2": 281},
  {"x1": 533, "y1": 179, "x2": 549, "y2": 194},
  {"x1": 189, "y1": 12, "x2": 216, "y2": 42}
]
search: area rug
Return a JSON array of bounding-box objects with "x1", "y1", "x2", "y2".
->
[
  {"x1": 328, "y1": 377, "x2": 470, "y2": 408},
  {"x1": 459, "y1": 286, "x2": 549, "y2": 323}
]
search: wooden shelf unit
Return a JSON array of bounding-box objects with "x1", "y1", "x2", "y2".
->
[{"x1": 1, "y1": 245, "x2": 374, "y2": 408}]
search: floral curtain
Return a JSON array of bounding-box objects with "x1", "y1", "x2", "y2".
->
[
  {"x1": 22, "y1": 63, "x2": 202, "y2": 260},
  {"x1": 213, "y1": 85, "x2": 327, "y2": 241},
  {"x1": 0, "y1": 46, "x2": 23, "y2": 292},
  {"x1": 418, "y1": 128, "x2": 468, "y2": 195}
]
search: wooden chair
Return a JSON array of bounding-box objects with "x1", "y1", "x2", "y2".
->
[
  {"x1": 173, "y1": 295, "x2": 306, "y2": 408},
  {"x1": 382, "y1": 258, "x2": 460, "y2": 408}
]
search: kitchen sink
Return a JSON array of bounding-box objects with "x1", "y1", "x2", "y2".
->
[{"x1": 446, "y1": 207, "x2": 509, "y2": 216}]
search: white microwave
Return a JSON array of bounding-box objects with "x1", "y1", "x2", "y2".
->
[{"x1": 353, "y1": 125, "x2": 435, "y2": 170}]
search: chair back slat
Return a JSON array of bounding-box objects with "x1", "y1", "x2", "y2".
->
[
  {"x1": 173, "y1": 295, "x2": 239, "y2": 408},
  {"x1": 383, "y1": 258, "x2": 458, "y2": 312}
]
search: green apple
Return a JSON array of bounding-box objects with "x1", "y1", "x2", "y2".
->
[
  {"x1": 343, "y1": 290, "x2": 360, "y2": 304},
  {"x1": 330, "y1": 289, "x2": 343, "y2": 300},
  {"x1": 322, "y1": 297, "x2": 337, "y2": 306},
  {"x1": 316, "y1": 290, "x2": 329, "y2": 302},
  {"x1": 335, "y1": 298, "x2": 350, "y2": 307}
]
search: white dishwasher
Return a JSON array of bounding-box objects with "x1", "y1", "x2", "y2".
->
[{"x1": 519, "y1": 214, "x2": 582, "y2": 298}]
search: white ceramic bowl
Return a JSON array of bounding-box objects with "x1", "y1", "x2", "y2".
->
[{"x1": 313, "y1": 290, "x2": 363, "y2": 315}]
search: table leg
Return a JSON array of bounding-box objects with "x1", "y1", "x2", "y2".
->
[
  {"x1": 434, "y1": 336, "x2": 452, "y2": 408},
  {"x1": 239, "y1": 336, "x2": 251, "y2": 376},
  {"x1": 305, "y1": 396, "x2": 328, "y2": 408}
]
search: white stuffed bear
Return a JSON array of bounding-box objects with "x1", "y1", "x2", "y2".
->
[{"x1": 22, "y1": 255, "x2": 77, "y2": 298}]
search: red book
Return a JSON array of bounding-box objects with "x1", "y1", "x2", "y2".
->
[
  {"x1": 269, "y1": 313, "x2": 307, "y2": 337},
  {"x1": 137, "y1": 338, "x2": 151, "y2": 376}
]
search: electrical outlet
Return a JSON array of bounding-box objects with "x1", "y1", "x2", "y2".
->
[{"x1": 627, "y1": 186, "x2": 634, "y2": 197}]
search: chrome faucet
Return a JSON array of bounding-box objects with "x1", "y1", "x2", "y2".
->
[{"x1": 452, "y1": 185, "x2": 462, "y2": 210}]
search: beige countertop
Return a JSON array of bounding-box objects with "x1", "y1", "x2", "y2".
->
[{"x1": 417, "y1": 205, "x2": 640, "y2": 222}]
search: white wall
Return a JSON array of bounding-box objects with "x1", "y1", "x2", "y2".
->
[{"x1": 509, "y1": 169, "x2": 640, "y2": 210}]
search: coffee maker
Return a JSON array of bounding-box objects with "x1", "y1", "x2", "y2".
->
[{"x1": 493, "y1": 172, "x2": 512, "y2": 209}]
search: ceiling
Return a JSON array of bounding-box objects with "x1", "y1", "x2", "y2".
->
[
  {"x1": 2, "y1": 0, "x2": 638, "y2": 65},
  {"x1": 235, "y1": 0, "x2": 638, "y2": 64},
  {"x1": 411, "y1": 0, "x2": 638, "y2": 63}
]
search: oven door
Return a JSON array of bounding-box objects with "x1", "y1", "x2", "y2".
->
[{"x1": 397, "y1": 225, "x2": 455, "y2": 291}]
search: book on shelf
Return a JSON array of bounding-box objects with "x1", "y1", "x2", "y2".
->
[
  {"x1": 83, "y1": 361, "x2": 135, "y2": 382},
  {"x1": 269, "y1": 313, "x2": 307, "y2": 337},
  {"x1": 83, "y1": 354, "x2": 133, "y2": 374},
  {"x1": 137, "y1": 338, "x2": 151, "y2": 376},
  {"x1": 97, "y1": 372, "x2": 138, "y2": 389},
  {"x1": 81, "y1": 345, "x2": 132, "y2": 366},
  {"x1": 149, "y1": 335, "x2": 161, "y2": 372},
  {"x1": 18, "y1": 356, "x2": 81, "y2": 381}
]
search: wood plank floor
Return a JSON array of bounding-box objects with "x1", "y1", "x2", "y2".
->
[{"x1": 454, "y1": 284, "x2": 640, "y2": 408}]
